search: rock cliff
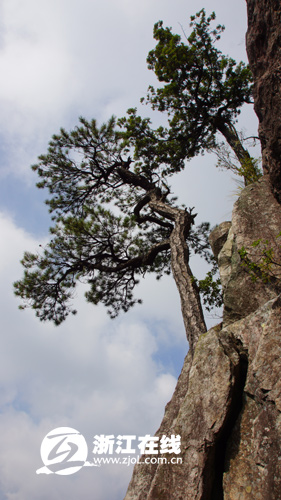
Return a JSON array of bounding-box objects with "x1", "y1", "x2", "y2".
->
[
  {"x1": 246, "y1": 0, "x2": 281, "y2": 202},
  {"x1": 123, "y1": 3, "x2": 281, "y2": 498}
]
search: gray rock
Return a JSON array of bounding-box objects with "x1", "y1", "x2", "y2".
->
[
  {"x1": 222, "y1": 178, "x2": 281, "y2": 325},
  {"x1": 217, "y1": 225, "x2": 234, "y2": 291},
  {"x1": 246, "y1": 0, "x2": 281, "y2": 203},
  {"x1": 224, "y1": 295, "x2": 281, "y2": 499},
  {"x1": 124, "y1": 324, "x2": 247, "y2": 500},
  {"x1": 124, "y1": 295, "x2": 281, "y2": 500},
  {"x1": 209, "y1": 221, "x2": 231, "y2": 262}
]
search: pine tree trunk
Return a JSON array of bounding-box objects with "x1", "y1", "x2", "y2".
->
[
  {"x1": 149, "y1": 193, "x2": 207, "y2": 354},
  {"x1": 169, "y1": 209, "x2": 207, "y2": 354},
  {"x1": 215, "y1": 119, "x2": 254, "y2": 185}
]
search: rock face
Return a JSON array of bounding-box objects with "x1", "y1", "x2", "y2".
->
[
  {"x1": 209, "y1": 221, "x2": 231, "y2": 264},
  {"x1": 223, "y1": 295, "x2": 281, "y2": 499},
  {"x1": 124, "y1": 325, "x2": 248, "y2": 500},
  {"x1": 212, "y1": 179, "x2": 281, "y2": 326},
  {"x1": 246, "y1": 0, "x2": 281, "y2": 202},
  {"x1": 124, "y1": 178, "x2": 281, "y2": 500},
  {"x1": 124, "y1": 296, "x2": 281, "y2": 500}
]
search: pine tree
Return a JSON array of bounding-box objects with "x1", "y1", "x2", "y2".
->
[{"x1": 14, "y1": 10, "x2": 255, "y2": 355}]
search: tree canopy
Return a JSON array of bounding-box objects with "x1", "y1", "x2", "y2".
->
[
  {"x1": 14, "y1": 9, "x2": 256, "y2": 351},
  {"x1": 144, "y1": 11, "x2": 253, "y2": 164},
  {"x1": 14, "y1": 116, "x2": 214, "y2": 331}
]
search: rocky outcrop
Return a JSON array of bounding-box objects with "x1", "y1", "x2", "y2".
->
[
  {"x1": 223, "y1": 295, "x2": 281, "y2": 499},
  {"x1": 124, "y1": 294, "x2": 281, "y2": 500},
  {"x1": 124, "y1": 177, "x2": 281, "y2": 500},
  {"x1": 246, "y1": 0, "x2": 281, "y2": 202},
  {"x1": 213, "y1": 179, "x2": 281, "y2": 326},
  {"x1": 209, "y1": 221, "x2": 231, "y2": 263},
  {"x1": 124, "y1": 325, "x2": 247, "y2": 500}
]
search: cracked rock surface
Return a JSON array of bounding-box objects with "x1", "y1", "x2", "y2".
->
[
  {"x1": 124, "y1": 325, "x2": 248, "y2": 500},
  {"x1": 124, "y1": 297, "x2": 281, "y2": 500},
  {"x1": 220, "y1": 179, "x2": 281, "y2": 326},
  {"x1": 224, "y1": 295, "x2": 281, "y2": 499},
  {"x1": 246, "y1": 0, "x2": 281, "y2": 203}
]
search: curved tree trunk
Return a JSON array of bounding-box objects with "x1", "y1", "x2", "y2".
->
[
  {"x1": 215, "y1": 119, "x2": 255, "y2": 185},
  {"x1": 169, "y1": 209, "x2": 207, "y2": 354},
  {"x1": 149, "y1": 193, "x2": 207, "y2": 354}
]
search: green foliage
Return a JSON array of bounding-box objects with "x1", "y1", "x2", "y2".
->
[
  {"x1": 213, "y1": 141, "x2": 262, "y2": 186},
  {"x1": 238, "y1": 232, "x2": 281, "y2": 286},
  {"x1": 236, "y1": 156, "x2": 262, "y2": 184},
  {"x1": 188, "y1": 221, "x2": 223, "y2": 312},
  {"x1": 142, "y1": 9, "x2": 253, "y2": 160},
  {"x1": 193, "y1": 272, "x2": 223, "y2": 313},
  {"x1": 118, "y1": 108, "x2": 188, "y2": 176},
  {"x1": 14, "y1": 116, "x2": 177, "y2": 323},
  {"x1": 16, "y1": 116, "x2": 208, "y2": 324},
  {"x1": 13, "y1": 109, "x2": 220, "y2": 324},
  {"x1": 33, "y1": 116, "x2": 123, "y2": 218}
]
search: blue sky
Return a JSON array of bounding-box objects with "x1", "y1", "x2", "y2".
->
[{"x1": 0, "y1": 1, "x2": 258, "y2": 499}]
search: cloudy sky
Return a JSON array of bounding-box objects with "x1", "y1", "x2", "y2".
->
[{"x1": 0, "y1": 1, "x2": 258, "y2": 499}]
